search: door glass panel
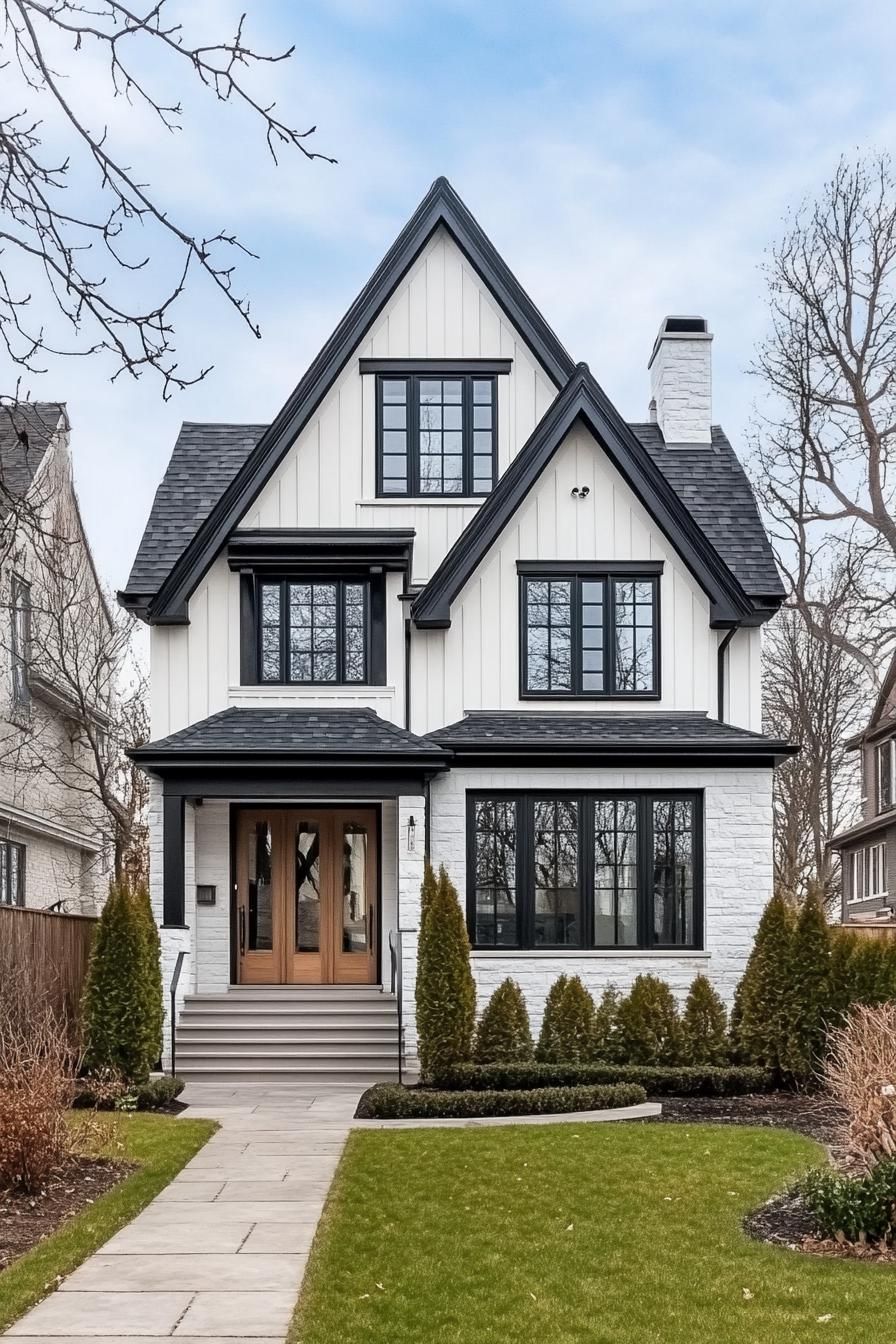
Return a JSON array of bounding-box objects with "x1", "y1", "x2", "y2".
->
[
  {"x1": 295, "y1": 822, "x2": 321, "y2": 952},
  {"x1": 248, "y1": 821, "x2": 273, "y2": 951},
  {"x1": 342, "y1": 825, "x2": 368, "y2": 954}
]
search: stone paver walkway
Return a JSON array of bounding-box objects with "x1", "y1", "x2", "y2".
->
[{"x1": 5, "y1": 1085, "x2": 360, "y2": 1343}]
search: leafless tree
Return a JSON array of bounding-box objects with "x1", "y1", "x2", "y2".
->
[
  {"x1": 754, "y1": 153, "x2": 896, "y2": 676},
  {"x1": 1, "y1": 1, "x2": 332, "y2": 402},
  {"x1": 763, "y1": 569, "x2": 872, "y2": 905},
  {"x1": 0, "y1": 486, "x2": 149, "y2": 888}
]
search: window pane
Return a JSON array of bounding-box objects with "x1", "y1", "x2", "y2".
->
[
  {"x1": 594, "y1": 799, "x2": 638, "y2": 946},
  {"x1": 382, "y1": 404, "x2": 406, "y2": 430},
  {"x1": 0, "y1": 846, "x2": 7, "y2": 904},
  {"x1": 533, "y1": 800, "x2": 579, "y2": 945},
  {"x1": 343, "y1": 585, "x2": 366, "y2": 682},
  {"x1": 248, "y1": 822, "x2": 274, "y2": 951},
  {"x1": 613, "y1": 578, "x2": 655, "y2": 692},
  {"x1": 652, "y1": 799, "x2": 695, "y2": 945},
  {"x1": 414, "y1": 379, "x2": 464, "y2": 494},
  {"x1": 526, "y1": 579, "x2": 572, "y2": 692},
  {"x1": 295, "y1": 823, "x2": 321, "y2": 952},
  {"x1": 473, "y1": 379, "x2": 492, "y2": 403},
  {"x1": 260, "y1": 584, "x2": 281, "y2": 681},
  {"x1": 382, "y1": 379, "x2": 406, "y2": 403},
  {"x1": 474, "y1": 800, "x2": 518, "y2": 946},
  {"x1": 580, "y1": 579, "x2": 605, "y2": 693}
]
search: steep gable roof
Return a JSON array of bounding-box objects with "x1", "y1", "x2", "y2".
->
[
  {"x1": 122, "y1": 177, "x2": 574, "y2": 622},
  {"x1": 0, "y1": 402, "x2": 66, "y2": 514},
  {"x1": 411, "y1": 365, "x2": 769, "y2": 629}
]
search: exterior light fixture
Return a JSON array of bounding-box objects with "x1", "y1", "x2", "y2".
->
[{"x1": 406, "y1": 815, "x2": 417, "y2": 852}]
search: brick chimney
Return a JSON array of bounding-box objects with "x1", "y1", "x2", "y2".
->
[{"x1": 647, "y1": 316, "x2": 712, "y2": 445}]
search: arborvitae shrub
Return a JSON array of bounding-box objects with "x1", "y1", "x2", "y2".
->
[
  {"x1": 731, "y1": 891, "x2": 794, "y2": 1075},
  {"x1": 781, "y1": 892, "x2": 831, "y2": 1088},
  {"x1": 680, "y1": 974, "x2": 729, "y2": 1066},
  {"x1": 473, "y1": 979, "x2": 534, "y2": 1065},
  {"x1": 591, "y1": 986, "x2": 622, "y2": 1061},
  {"x1": 415, "y1": 865, "x2": 476, "y2": 1082},
  {"x1": 82, "y1": 881, "x2": 159, "y2": 1083},
  {"x1": 535, "y1": 975, "x2": 569, "y2": 1062},
  {"x1": 134, "y1": 883, "x2": 163, "y2": 1071},
  {"x1": 546, "y1": 976, "x2": 596, "y2": 1064},
  {"x1": 615, "y1": 974, "x2": 681, "y2": 1065}
]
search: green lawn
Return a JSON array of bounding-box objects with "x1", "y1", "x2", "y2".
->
[
  {"x1": 293, "y1": 1122, "x2": 896, "y2": 1344},
  {"x1": 0, "y1": 1111, "x2": 216, "y2": 1332}
]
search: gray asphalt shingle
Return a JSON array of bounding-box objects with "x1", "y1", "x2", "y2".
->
[
  {"x1": 132, "y1": 706, "x2": 449, "y2": 759},
  {"x1": 123, "y1": 417, "x2": 782, "y2": 603},
  {"x1": 0, "y1": 402, "x2": 65, "y2": 510},
  {"x1": 429, "y1": 711, "x2": 784, "y2": 747}
]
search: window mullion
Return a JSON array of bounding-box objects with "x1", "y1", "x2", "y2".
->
[
  {"x1": 462, "y1": 374, "x2": 472, "y2": 495},
  {"x1": 607, "y1": 576, "x2": 617, "y2": 695},
  {"x1": 521, "y1": 797, "x2": 533, "y2": 948},
  {"x1": 572, "y1": 577, "x2": 583, "y2": 693},
  {"x1": 638, "y1": 795, "x2": 652, "y2": 948},
  {"x1": 409, "y1": 376, "x2": 420, "y2": 495},
  {"x1": 280, "y1": 580, "x2": 289, "y2": 683},
  {"x1": 581, "y1": 793, "x2": 593, "y2": 948}
]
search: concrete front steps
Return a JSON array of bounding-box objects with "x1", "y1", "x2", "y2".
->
[{"x1": 174, "y1": 985, "x2": 400, "y2": 1086}]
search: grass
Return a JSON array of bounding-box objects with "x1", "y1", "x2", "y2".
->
[
  {"x1": 0, "y1": 1111, "x2": 216, "y2": 1332},
  {"x1": 292, "y1": 1122, "x2": 896, "y2": 1344}
]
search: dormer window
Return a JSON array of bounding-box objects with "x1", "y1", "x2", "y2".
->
[
  {"x1": 878, "y1": 738, "x2": 896, "y2": 812},
  {"x1": 376, "y1": 373, "x2": 496, "y2": 497}
]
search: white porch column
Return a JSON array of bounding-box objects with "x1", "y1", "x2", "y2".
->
[
  {"x1": 148, "y1": 778, "x2": 196, "y2": 1071},
  {"x1": 396, "y1": 793, "x2": 425, "y2": 1073}
]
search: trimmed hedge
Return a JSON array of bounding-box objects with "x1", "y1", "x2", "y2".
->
[
  {"x1": 433, "y1": 1061, "x2": 775, "y2": 1096},
  {"x1": 355, "y1": 1081, "x2": 646, "y2": 1120}
]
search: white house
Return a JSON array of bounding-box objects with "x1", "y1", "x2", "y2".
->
[{"x1": 120, "y1": 179, "x2": 793, "y2": 1083}]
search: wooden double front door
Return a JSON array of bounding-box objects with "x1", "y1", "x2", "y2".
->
[{"x1": 235, "y1": 808, "x2": 378, "y2": 985}]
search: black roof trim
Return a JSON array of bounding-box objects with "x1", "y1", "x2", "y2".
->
[
  {"x1": 227, "y1": 528, "x2": 415, "y2": 572},
  {"x1": 411, "y1": 366, "x2": 756, "y2": 629},
  {"x1": 358, "y1": 358, "x2": 512, "y2": 375},
  {"x1": 144, "y1": 177, "x2": 574, "y2": 623}
]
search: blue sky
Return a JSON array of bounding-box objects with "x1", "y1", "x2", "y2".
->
[{"x1": 9, "y1": 0, "x2": 896, "y2": 586}]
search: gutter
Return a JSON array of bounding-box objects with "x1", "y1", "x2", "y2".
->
[{"x1": 717, "y1": 626, "x2": 737, "y2": 721}]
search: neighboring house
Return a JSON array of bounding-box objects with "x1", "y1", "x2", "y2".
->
[
  {"x1": 120, "y1": 178, "x2": 793, "y2": 1082},
  {"x1": 830, "y1": 651, "x2": 896, "y2": 923},
  {"x1": 0, "y1": 403, "x2": 112, "y2": 914}
]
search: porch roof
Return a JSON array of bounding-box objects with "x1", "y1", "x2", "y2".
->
[
  {"x1": 428, "y1": 711, "x2": 797, "y2": 767},
  {"x1": 130, "y1": 707, "x2": 451, "y2": 773}
]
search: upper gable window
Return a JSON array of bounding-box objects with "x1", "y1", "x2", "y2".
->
[
  {"x1": 878, "y1": 738, "x2": 895, "y2": 812},
  {"x1": 259, "y1": 580, "x2": 368, "y2": 685},
  {"x1": 376, "y1": 374, "x2": 496, "y2": 497},
  {"x1": 520, "y1": 567, "x2": 660, "y2": 698}
]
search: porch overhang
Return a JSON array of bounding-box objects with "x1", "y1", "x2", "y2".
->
[{"x1": 130, "y1": 707, "x2": 449, "y2": 926}]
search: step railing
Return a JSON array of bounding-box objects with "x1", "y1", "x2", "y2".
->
[
  {"x1": 169, "y1": 950, "x2": 188, "y2": 1078},
  {"x1": 388, "y1": 928, "x2": 406, "y2": 1085}
]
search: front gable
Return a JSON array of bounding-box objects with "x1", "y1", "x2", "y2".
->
[
  {"x1": 142, "y1": 177, "x2": 574, "y2": 622},
  {"x1": 412, "y1": 368, "x2": 755, "y2": 631}
]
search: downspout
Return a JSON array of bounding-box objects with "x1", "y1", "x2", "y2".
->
[
  {"x1": 404, "y1": 614, "x2": 412, "y2": 731},
  {"x1": 424, "y1": 775, "x2": 432, "y2": 865},
  {"x1": 717, "y1": 626, "x2": 737, "y2": 722}
]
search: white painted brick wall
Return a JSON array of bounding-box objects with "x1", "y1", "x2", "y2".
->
[
  {"x1": 148, "y1": 779, "x2": 195, "y2": 1069},
  {"x1": 650, "y1": 334, "x2": 712, "y2": 444},
  {"x1": 405, "y1": 766, "x2": 772, "y2": 1048},
  {"x1": 194, "y1": 802, "x2": 231, "y2": 993}
]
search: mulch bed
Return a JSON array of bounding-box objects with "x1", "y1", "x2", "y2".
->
[
  {"x1": 646, "y1": 1091, "x2": 844, "y2": 1146},
  {"x1": 0, "y1": 1156, "x2": 132, "y2": 1273}
]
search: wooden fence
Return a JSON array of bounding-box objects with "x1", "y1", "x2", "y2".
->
[
  {"x1": 0, "y1": 905, "x2": 98, "y2": 1030},
  {"x1": 842, "y1": 922, "x2": 896, "y2": 941}
]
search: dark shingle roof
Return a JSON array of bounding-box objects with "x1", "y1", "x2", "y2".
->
[
  {"x1": 131, "y1": 707, "x2": 450, "y2": 763},
  {"x1": 122, "y1": 417, "x2": 782, "y2": 605},
  {"x1": 629, "y1": 422, "x2": 784, "y2": 598},
  {"x1": 0, "y1": 402, "x2": 65, "y2": 511},
  {"x1": 124, "y1": 423, "x2": 267, "y2": 595},
  {"x1": 429, "y1": 711, "x2": 794, "y2": 759}
]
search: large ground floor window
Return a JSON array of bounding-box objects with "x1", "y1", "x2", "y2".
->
[{"x1": 468, "y1": 791, "x2": 702, "y2": 950}]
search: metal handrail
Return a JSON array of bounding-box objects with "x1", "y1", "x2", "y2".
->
[
  {"x1": 388, "y1": 929, "x2": 404, "y2": 1086},
  {"x1": 169, "y1": 950, "x2": 188, "y2": 1079}
]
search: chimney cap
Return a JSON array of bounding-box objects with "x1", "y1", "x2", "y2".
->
[{"x1": 648, "y1": 315, "x2": 712, "y2": 368}]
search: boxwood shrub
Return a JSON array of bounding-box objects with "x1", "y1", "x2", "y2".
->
[
  {"x1": 801, "y1": 1159, "x2": 896, "y2": 1244},
  {"x1": 75, "y1": 1074, "x2": 185, "y2": 1111},
  {"x1": 355, "y1": 1080, "x2": 646, "y2": 1120},
  {"x1": 433, "y1": 1062, "x2": 774, "y2": 1096}
]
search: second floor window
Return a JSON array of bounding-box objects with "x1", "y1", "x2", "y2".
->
[
  {"x1": 0, "y1": 840, "x2": 25, "y2": 906},
  {"x1": 376, "y1": 374, "x2": 496, "y2": 497},
  {"x1": 521, "y1": 570, "x2": 659, "y2": 697},
  {"x1": 259, "y1": 580, "x2": 368, "y2": 685},
  {"x1": 878, "y1": 738, "x2": 895, "y2": 812},
  {"x1": 10, "y1": 575, "x2": 31, "y2": 709}
]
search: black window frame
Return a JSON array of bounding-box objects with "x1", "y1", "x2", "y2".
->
[
  {"x1": 254, "y1": 576, "x2": 374, "y2": 687},
  {"x1": 10, "y1": 573, "x2": 31, "y2": 709},
  {"x1": 466, "y1": 789, "x2": 703, "y2": 951},
  {"x1": 519, "y1": 563, "x2": 661, "y2": 700},
  {"x1": 877, "y1": 738, "x2": 895, "y2": 813},
  {"x1": 375, "y1": 372, "x2": 498, "y2": 498},
  {"x1": 0, "y1": 839, "x2": 26, "y2": 906}
]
